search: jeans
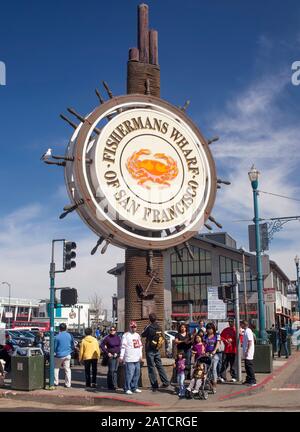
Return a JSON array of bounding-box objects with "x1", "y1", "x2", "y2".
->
[
  {"x1": 177, "y1": 372, "x2": 185, "y2": 396},
  {"x1": 244, "y1": 359, "x2": 256, "y2": 384},
  {"x1": 220, "y1": 353, "x2": 236, "y2": 379},
  {"x1": 54, "y1": 355, "x2": 71, "y2": 387},
  {"x1": 146, "y1": 350, "x2": 169, "y2": 388},
  {"x1": 107, "y1": 356, "x2": 119, "y2": 389},
  {"x1": 84, "y1": 359, "x2": 98, "y2": 387},
  {"x1": 278, "y1": 341, "x2": 289, "y2": 358},
  {"x1": 183, "y1": 350, "x2": 192, "y2": 379},
  {"x1": 124, "y1": 361, "x2": 140, "y2": 392},
  {"x1": 217, "y1": 352, "x2": 223, "y2": 376},
  {"x1": 211, "y1": 353, "x2": 220, "y2": 383}
]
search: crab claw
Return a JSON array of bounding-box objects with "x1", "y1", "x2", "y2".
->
[{"x1": 139, "y1": 149, "x2": 151, "y2": 156}]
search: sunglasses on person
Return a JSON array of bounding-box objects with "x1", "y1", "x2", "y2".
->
[{"x1": 110, "y1": 328, "x2": 116, "y2": 332}]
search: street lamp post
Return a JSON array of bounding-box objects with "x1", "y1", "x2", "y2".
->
[
  {"x1": 2, "y1": 282, "x2": 11, "y2": 328},
  {"x1": 248, "y1": 165, "x2": 267, "y2": 342},
  {"x1": 294, "y1": 255, "x2": 300, "y2": 320}
]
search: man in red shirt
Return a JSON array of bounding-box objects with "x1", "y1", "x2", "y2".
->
[{"x1": 220, "y1": 318, "x2": 237, "y2": 382}]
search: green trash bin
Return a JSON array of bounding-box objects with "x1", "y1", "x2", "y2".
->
[
  {"x1": 11, "y1": 347, "x2": 45, "y2": 391},
  {"x1": 253, "y1": 342, "x2": 273, "y2": 373}
]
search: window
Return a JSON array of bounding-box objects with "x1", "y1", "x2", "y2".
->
[
  {"x1": 171, "y1": 246, "x2": 212, "y2": 314},
  {"x1": 219, "y1": 256, "x2": 254, "y2": 292}
]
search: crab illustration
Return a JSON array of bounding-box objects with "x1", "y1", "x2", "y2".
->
[{"x1": 126, "y1": 149, "x2": 179, "y2": 188}]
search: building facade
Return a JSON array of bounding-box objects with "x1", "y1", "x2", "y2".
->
[
  {"x1": 0, "y1": 297, "x2": 40, "y2": 327},
  {"x1": 109, "y1": 233, "x2": 292, "y2": 331},
  {"x1": 0, "y1": 297, "x2": 93, "y2": 331}
]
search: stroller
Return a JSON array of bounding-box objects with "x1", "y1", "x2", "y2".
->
[{"x1": 185, "y1": 354, "x2": 215, "y2": 400}]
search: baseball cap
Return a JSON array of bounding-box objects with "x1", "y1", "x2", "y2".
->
[{"x1": 130, "y1": 320, "x2": 137, "y2": 328}]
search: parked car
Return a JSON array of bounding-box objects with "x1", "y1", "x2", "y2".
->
[
  {"x1": 164, "y1": 330, "x2": 177, "y2": 357},
  {"x1": 292, "y1": 328, "x2": 300, "y2": 346},
  {"x1": 6, "y1": 331, "x2": 33, "y2": 348}
]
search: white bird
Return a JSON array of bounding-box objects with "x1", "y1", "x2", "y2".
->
[{"x1": 40, "y1": 148, "x2": 52, "y2": 160}]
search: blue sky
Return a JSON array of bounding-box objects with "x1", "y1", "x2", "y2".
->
[{"x1": 0, "y1": 1, "x2": 299, "y2": 311}]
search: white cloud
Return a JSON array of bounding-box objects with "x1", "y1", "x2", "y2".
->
[
  {"x1": 0, "y1": 204, "x2": 124, "y2": 313},
  {"x1": 209, "y1": 71, "x2": 300, "y2": 279}
]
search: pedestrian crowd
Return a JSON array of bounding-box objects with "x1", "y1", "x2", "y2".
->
[{"x1": 1, "y1": 316, "x2": 292, "y2": 395}]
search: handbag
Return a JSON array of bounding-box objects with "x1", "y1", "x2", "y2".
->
[
  {"x1": 217, "y1": 340, "x2": 225, "y2": 353},
  {"x1": 101, "y1": 354, "x2": 109, "y2": 366}
]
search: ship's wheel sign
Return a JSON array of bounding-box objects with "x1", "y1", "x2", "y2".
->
[{"x1": 63, "y1": 94, "x2": 217, "y2": 249}]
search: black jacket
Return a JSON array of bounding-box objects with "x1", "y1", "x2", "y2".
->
[
  {"x1": 141, "y1": 322, "x2": 162, "y2": 351},
  {"x1": 279, "y1": 328, "x2": 287, "y2": 343}
]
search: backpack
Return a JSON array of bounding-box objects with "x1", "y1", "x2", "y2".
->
[{"x1": 150, "y1": 331, "x2": 165, "y2": 350}]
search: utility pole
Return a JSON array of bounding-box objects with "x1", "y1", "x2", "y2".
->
[
  {"x1": 295, "y1": 256, "x2": 300, "y2": 322},
  {"x1": 49, "y1": 240, "x2": 58, "y2": 389},
  {"x1": 1, "y1": 282, "x2": 11, "y2": 328},
  {"x1": 188, "y1": 301, "x2": 193, "y2": 323},
  {"x1": 76, "y1": 305, "x2": 83, "y2": 333},
  {"x1": 234, "y1": 271, "x2": 242, "y2": 382},
  {"x1": 240, "y1": 248, "x2": 248, "y2": 320},
  {"x1": 112, "y1": 294, "x2": 117, "y2": 327},
  {"x1": 48, "y1": 239, "x2": 77, "y2": 389}
]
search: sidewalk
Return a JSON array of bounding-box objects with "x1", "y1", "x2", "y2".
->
[{"x1": 0, "y1": 352, "x2": 297, "y2": 410}]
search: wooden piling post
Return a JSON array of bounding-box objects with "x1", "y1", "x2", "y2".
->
[
  {"x1": 138, "y1": 3, "x2": 149, "y2": 63},
  {"x1": 127, "y1": 4, "x2": 160, "y2": 97},
  {"x1": 149, "y1": 29, "x2": 158, "y2": 65}
]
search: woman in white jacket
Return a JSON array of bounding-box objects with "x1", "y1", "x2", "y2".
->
[{"x1": 119, "y1": 320, "x2": 143, "y2": 395}]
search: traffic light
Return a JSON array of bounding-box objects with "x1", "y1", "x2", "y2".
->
[
  {"x1": 218, "y1": 284, "x2": 233, "y2": 302},
  {"x1": 64, "y1": 241, "x2": 77, "y2": 271},
  {"x1": 61, "y1": 288, "x2": 78, "y2": 307}
]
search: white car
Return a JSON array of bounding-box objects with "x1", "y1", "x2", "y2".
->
[
  {"x1": 291, "y1": 328, "x2": 300, "y2": 346},
  {"x1": 164, "y1": 330, "x2": 177, "y2": 357}
]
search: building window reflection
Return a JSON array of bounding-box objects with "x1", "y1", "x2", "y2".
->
[
  {"x1": 171, "y1": 246, "x2": 212, "y2": 314},
  {"x1": 219, "y1": 256, "x2": 254, "y2": 292}
]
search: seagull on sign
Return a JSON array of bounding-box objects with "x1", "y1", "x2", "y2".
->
[{"x1": 40, "y1": 148, "x2": 52, "y2": 160}]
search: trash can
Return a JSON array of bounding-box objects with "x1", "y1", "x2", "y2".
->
[
  {"x1": 253, "y1": 342, "x2": 273, "y2": 373},
  {"x1": 11, "y1": 347, "x2": 45, "y2": 390}
]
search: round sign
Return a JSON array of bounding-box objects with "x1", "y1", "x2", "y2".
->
[
  {"x1": 65, "y1": 95, "x2": 217, "y2": 249},
  {"x1": 69, "y1": 311, "x2": 76, "y2": 319}
]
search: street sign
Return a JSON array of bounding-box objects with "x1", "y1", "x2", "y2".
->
[
  {"x1": 5, "y1": 312, "x2": 13, "y2": 318},
  {"x1": 207, "y1": 286, "x2": 227, "y2": 319},
  {"x1": 248, "y1": 223, "x2": 269, "y2": 252},
  {"x1": 249, "y1": 253, "x2": 270, "y2": 276},
  {"x1": 263, "y1": 288, "x2": 276, "y2": 302}
]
